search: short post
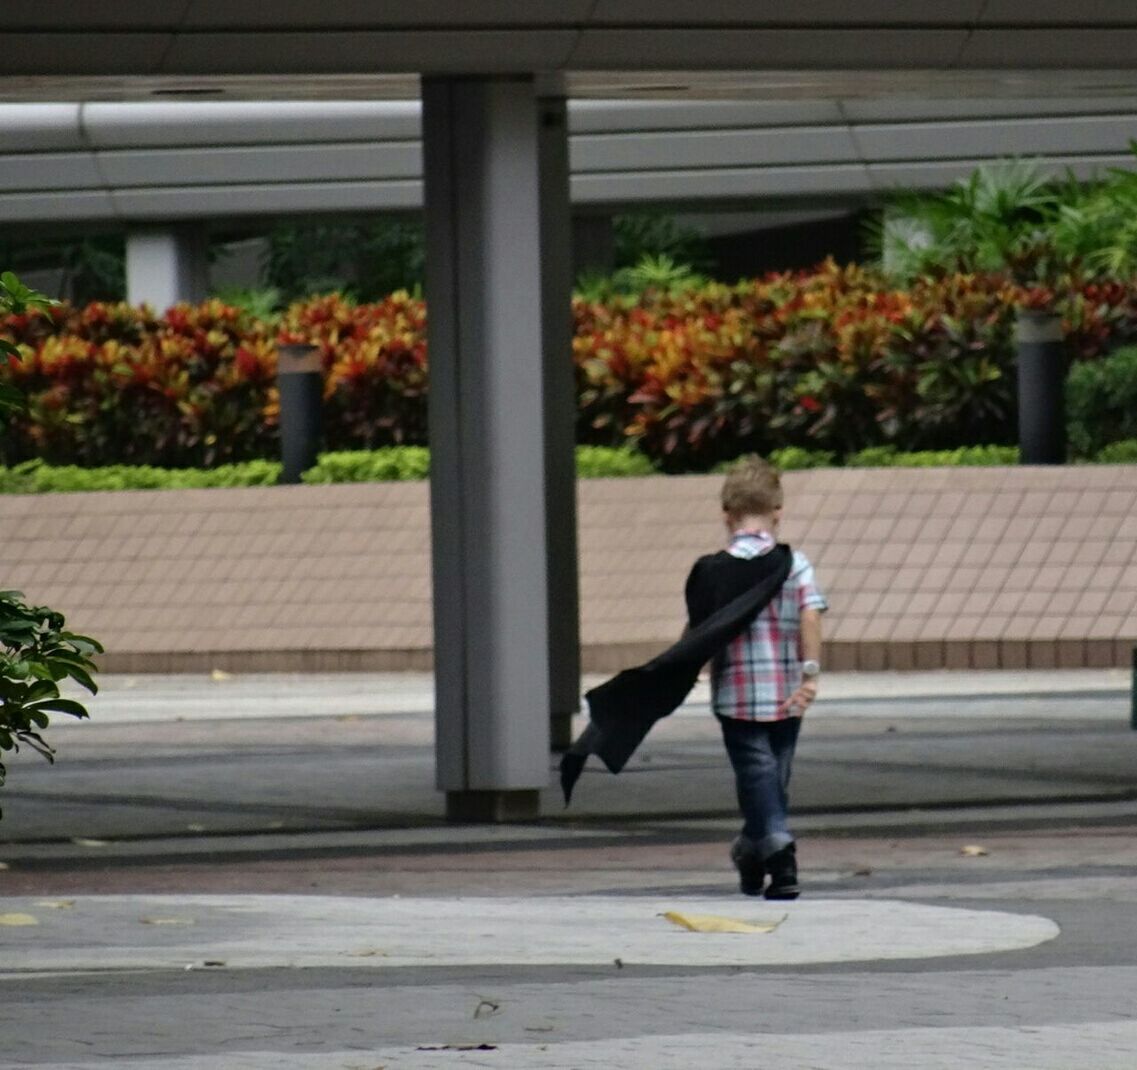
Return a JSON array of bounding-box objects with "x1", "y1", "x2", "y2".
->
[
  {"x1": 1131, "y1": 646, "x2": 1137, "y2": 731},
  {"x1": 1015, "y1": 309, "x2": 1066, "y2": 465},
  {"x1": 276, "y1": 343, "x2": 323, "y2": 483}
]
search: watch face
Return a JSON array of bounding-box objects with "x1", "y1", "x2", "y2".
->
[{"x1": 802, "y1": 660, "x2": 820, "y2": 676}]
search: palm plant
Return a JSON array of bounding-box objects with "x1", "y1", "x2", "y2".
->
[
  {"x1": 872, "y1": 155, "x2": 1137, "y2": 293},
  {"x1": 870, "y1": 159, "x2": 1066, "y2": 290},
  {"x1": 1049, "y1": 165, "x2": 1137, "y2": 279},
  {"x1": 868, "y1": 160, "x2": 1095, "y2": 464}
]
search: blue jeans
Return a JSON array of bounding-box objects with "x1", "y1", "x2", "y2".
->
[{"x1": 718, "y1": 715, "x2": 802, "y2": 861}]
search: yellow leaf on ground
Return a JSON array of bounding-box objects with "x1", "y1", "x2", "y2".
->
[
  {"x1": 140, "y1": 917, "x2": 197, "y2": 926},
  {"x1": 0, "y1": 913, "x2": 38, "y2": 926},
  {"x1": 70, "y1": 838, "x2": 110, "y2": 848},
  {"x1": 210, "y1": 668, "x2": 232, "y2": 681},
  {"x1": 960, "y1": 845, "x2": 990, "y2": 857},
  {"x1": 34, "y1": 900, "x2": 75, "y2": 910},
  {"x1": 662, "y1": 911, "x2": 785, "y2": 934}
]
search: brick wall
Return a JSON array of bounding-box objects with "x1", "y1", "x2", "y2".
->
[{"x1": 2, "y1": 466, "x2": 1135, "y2": 673}]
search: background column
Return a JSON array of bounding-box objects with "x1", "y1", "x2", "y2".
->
[
  {"x1": 422, "y1": 76, "x2": 552, "y2": 822},
  {"x1": 125, "y1": 224, "x2": 207, "y2": 311}
]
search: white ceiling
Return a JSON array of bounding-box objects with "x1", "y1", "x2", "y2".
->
[
  {"x1": 5, "y1": 8, "x2": 1137, "y2": 224},
  {"x1": 6, "y1": 6, "x2": 1137, "y2": 100}
]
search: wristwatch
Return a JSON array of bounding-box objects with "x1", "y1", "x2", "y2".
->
[{"x1": 801, "y1": 659, "x2": 821, "y2": 677}]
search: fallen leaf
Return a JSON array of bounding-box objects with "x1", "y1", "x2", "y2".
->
[
  {"x1": 0, "y1": 913, "x2": 38, "y2": 926},
  {"x1": 960, "y1": 845, "x2": 990, "y2": 857},
  {"x1": 335, "y1": 714, "x2": 362, "y2": 723},
  {"x1": 210, "y1": 668, "x2": 232, "y2": 681},
  {"x1": 186, "y1": 823, "x2": 206, "y2": 833},
  {"x1": 0, "y1": 862, "x2": 9, "y2": 870},
  {"x1": 344, "y1": 948, "x2": 388, "y2": 958},
  {"x1": 34, "y1": 899, "x2": 75, "y2": 910},
  {"x1": 140, "y1": 916, "x2": 196, "y2": 926},
  {"x1": 853, "y1": 866, "x2": 873, "y2": 876},
  {"x1": 71, "y1": 838, "x2": 110, "y2": 847},
  {"x1": 663, "y1": 911, "x2": 786, "y2": 934},
  {"x1": 473, "y1": 999, "x2": 500, "y2": 1019},
  {"x1": 202, "y1": 960, "x2": 226, "y2": 968}
]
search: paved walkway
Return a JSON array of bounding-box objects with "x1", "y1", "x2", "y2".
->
[
  {"x1": 2, "y1": 669, "x2": 1136, "y2": 1068},
  {"x1": 54, "y1": 666, "x2": 1136, "y2": 724}
]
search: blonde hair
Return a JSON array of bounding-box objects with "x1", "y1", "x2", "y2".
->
[{"x1": 720, "y1": 455, "x2": 783, "y2": 518}]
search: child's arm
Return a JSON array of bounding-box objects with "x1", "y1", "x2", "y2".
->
[
  {"x1": 799, "y1": 607, "x2": 823, "y2": 668},
  {"x1": 776, "y1": 608, "x2": 823, "y2": 716}
]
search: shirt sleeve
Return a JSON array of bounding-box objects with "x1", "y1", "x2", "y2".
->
[{"x1": 791, "y1": 551, "x2": 828, "y2": 612}]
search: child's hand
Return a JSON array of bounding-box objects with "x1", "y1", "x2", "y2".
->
[{"x1": 777, "y1": 678, "x2": 818, "y2": 716}]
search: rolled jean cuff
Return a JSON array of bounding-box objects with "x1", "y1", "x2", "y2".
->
[{"x1": 758, "y1": 830, "x2": 794, "y2": 861}]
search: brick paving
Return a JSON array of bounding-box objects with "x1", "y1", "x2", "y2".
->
[{"x1": 3, "y1": 466, "x2": 1136, "y2": 672}]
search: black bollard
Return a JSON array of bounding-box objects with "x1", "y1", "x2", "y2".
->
[
  {"x1": 1015, "y1": 309, "x2": 1066, "y2": 465},
  {"x1": 276, "y1": 343, "x2": 323, "y2": 483}
]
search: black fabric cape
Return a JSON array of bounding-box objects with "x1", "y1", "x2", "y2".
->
[{"x1": 560, "y1": 543, "x2": 793, "y2": 805}]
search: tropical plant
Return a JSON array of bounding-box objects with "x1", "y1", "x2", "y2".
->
[
  {"x1": 1066, "y1": 344, "x2": 1137, "y2": 457},
  {"x1": 0, "y1": 271, "x2": 101, "y2": 814},
  {"x1": 612, "y1": 211, "x2": 713, "y2": 273},
  {"x1": 873, "y1": 154, "x2": 1137, "y2": 298},
  {"x1": 8, "y1": 263, "x2": 1137, "y2": 474},
  {"x1": 574, "y1": 254, "x2": 708, "y2": 301},
  {"x1": 262, "y1": 217, "x2": 424, "y2": 303},
  {"x1": 1094, "y1": 438, "x2": 1137, "y2": 463},
  {"x1": 213, "y1": 286, "x2": 284, "y2": 324},
  {"x1": 869, "y1": 159, "x2": 1067, "y2": 292}
]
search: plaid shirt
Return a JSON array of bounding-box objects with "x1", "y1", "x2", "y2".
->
[{"x1": 710, "y1": 530, "x2": 828, "y2": 722}]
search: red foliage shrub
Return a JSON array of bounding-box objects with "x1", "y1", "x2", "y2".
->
[{"x1": 3, "y1": 266, "x2": 1136, "y2": 469}]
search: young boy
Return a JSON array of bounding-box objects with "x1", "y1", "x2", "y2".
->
[{"x1": 684, "y1": 456, "x2": 827, "y2": 900}]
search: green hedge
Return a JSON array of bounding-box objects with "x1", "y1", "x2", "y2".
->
[
  {"x1": 1093, "y1": 439, "x2": 1137, "y2": 463},
  {"x1": 1067, "y1": 345, "x2": 1137, "y2": 458},
  {"x1": 301, "y1": 447, "x2": 430, "y2": 484},
  {"x1": 0, "y1": 458, "x2": 282, "y2": 493},
  {"x1": 2, "y1": 441, "x2": 1134, "y2": 494},
  {"x1": 844, "y1": 444, "x2": 1021, "y2": 468},
  {"x1": 0, "y1": 446, "x2": 654, "y2": 493}
]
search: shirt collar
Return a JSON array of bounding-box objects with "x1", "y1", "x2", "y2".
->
[{"x1": 727, "y1": 529, "x2": 776, "y2": 559}]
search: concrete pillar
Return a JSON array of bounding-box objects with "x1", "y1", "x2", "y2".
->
[
  {"x1": 422, "y1": 76, "x2": 551, "y2": 822},
  {"x1": 125, "y1": 225, "x2": 208, "y2": 311},
  {"x1": 538, "y1": 95, "x2": 582, "y2": 751}
]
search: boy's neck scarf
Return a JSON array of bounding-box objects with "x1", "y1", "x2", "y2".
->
[{"x1": 560, "y1": 542, "x2": 793, "y2": 805}]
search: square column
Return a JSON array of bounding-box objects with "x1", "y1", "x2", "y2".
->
[
  {"x1": 538, "y1": 95, "x2": 582, "y2": 751},
  {"x1": 125, "y1": 225, "x2": 208, "y2": 312},
  {"x1": 422, "y1": 76, "x2": 553, "y2": 821}
]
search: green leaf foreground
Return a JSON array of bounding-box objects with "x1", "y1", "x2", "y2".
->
[
  {"x1": 0, "y1": 589, "x2": 102, "y2": 803},
  {"x1": 0, "y1": 273, "x2": 100, "y2": 818}
]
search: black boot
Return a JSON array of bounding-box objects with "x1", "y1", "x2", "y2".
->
[
  {"x1": 729, "y1": 836, "x2": 765, "y2": 896},
  {"x1": 764, "y1": 843, "x2": 800, "y2": 900}
]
